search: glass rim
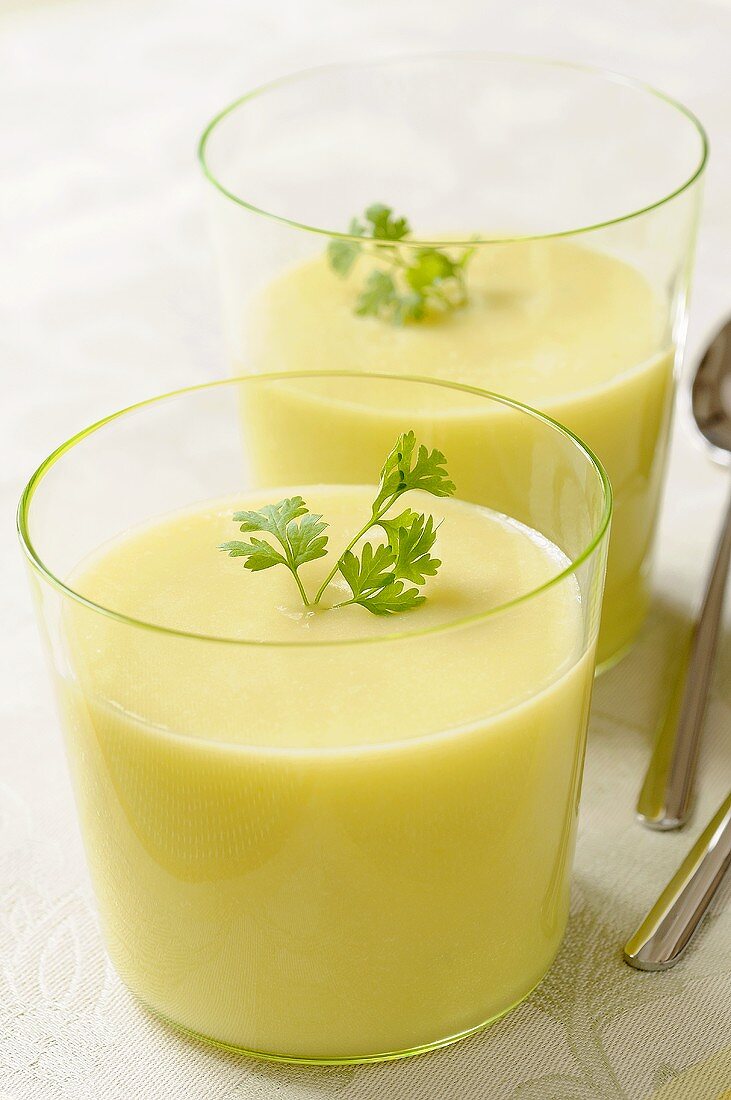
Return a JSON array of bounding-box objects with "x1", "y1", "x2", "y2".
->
[
  {"x1": 17, "y1": 371, "x2": 612, "y2": 649},
  {"x1": 198, "y1": 51, "x2": 709, "y2": 247}
]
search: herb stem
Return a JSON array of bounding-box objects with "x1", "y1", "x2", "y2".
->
[
  {"x1": 281, "y1": 534, "x2": 311, "y2": 607},
  {"x1": 313, "y1": 519, "x2": 374, "y2": 605},
  {"x1": 312, "y1": 492, "x2": 400, "y2": 606},
  {"x1": 291, "y1": 568, "x2": 311, "y2": 608},
  {"x1": 374, "y1": 248, "x2": 408, "y2": 272}
]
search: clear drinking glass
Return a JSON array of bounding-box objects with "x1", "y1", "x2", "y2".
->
[
  {"x1": 19, "y1": 372, "x2": 610, "y2": 1063},
  {"x1": 199, "y1": 54, "x2": 706, "y2": 669}
]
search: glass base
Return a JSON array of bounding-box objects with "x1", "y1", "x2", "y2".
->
[{"x1": 143, "y1": 978, "x2": 545, "y2": 1066}]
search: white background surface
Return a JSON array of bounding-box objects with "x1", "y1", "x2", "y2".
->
[{"x1": 2, "y1": 1, "x2": 731, "y2": 1098}]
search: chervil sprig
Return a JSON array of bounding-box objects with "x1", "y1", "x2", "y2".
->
[
  {"x1": 326, "y1": 204, "x2": 476, "y2": 325},
  {"x1": 219, "y1": 432, "x2": 455, "y2": 616}
]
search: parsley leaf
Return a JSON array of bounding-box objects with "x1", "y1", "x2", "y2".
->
[
  {"x1": 355, "y1": 272, "x2": 426, "y2": 326},
  {"x1": 338, "y1": 542, "x2": 424, "y2": 616},
  {"x1": 220, "y1": 496, "x2": 328, "y2": 604},
  {"x1": 405, "y1": 248, "x2": 457, "y2": 292},
  {"x1": 327, "y1": 239, "x2": 361, "y2": 277},
  {"x1": 392, "y1": 293, "x2": 425, "y2": 325},
  {"x1": 377, "y1": 507, "x2": 421, "y2": 547},
  {"x1": 339, "y1": 542, "x2": 396, "y2": 599},
  {"x1": 326, "y1": 217, "x2": 365, "y2": 277},
  {"x1": 364, "y1": 203, "x2": 410, "y2": 241},
  {"x1": 326, "y1": 204, "x2": 476, "y2": 324},
  {"x1": 392, "y1": 514, "x2": 441, "y2": 585},
  {"x1": 219, "y1": 537, "x2": 287, "y2": 572},
  {"x1": 232, "y1": 496, "x2": 307, "y2": 539},
  {"x1": 349, "y1": 577, "x2": 425, "y2": 616},
  {"x1": 229, "y1": 497, "x2": 328, "y2": 571},
  {"x1": 355, "y1": 270, "x2": 397, "y2": 318},
  {"x1": 373, "y1": 431, "x2": 456, "y2": 513},
  {"x1": 285, "y1": 512, "x2": 329, "y2": 569}
]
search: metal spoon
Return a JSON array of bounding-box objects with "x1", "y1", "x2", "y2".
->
[
  {"x1": 624, "y1": 788, "x2": 731, "y2": 969},
  {"x1": 637, "y1": 318, "x2": 731, "y2": 831}
]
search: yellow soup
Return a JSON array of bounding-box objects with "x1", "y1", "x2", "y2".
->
[
  {"x1": 61, "y1": 486, "x2": 595, "y2": 1061},
  {"x1": 248, "y1": 240, "x2": 674, "y2": 666}
]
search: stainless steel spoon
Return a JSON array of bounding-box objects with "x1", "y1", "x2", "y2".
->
[
  {"x1": 637, "y1": 318, "x2": 731, "y2": 831},
  {"x1": 624, "y1": 788, "x2": 731, "y2": 970}
]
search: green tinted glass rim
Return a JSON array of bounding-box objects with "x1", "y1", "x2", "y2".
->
[
  {"x1": 17, "y1": 371, "x2": 612, "y2": 649},
  {"x1": 198, "y1": 52, "x2": 708, "y2": 247}
]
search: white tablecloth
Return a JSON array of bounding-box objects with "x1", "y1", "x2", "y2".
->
[{"x1": 2, "y1": 1, "x2": 731, "y2": 1097}]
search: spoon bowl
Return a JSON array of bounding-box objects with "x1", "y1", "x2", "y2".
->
[{"x1": 691, "y1": 319, "x2": 731, "y2": 462}]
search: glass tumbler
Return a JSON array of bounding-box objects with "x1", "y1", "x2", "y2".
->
[
  {"x1": 19, "y1": 373, "x2": 610, "y2": 1063},
  {"x1": 199, "y1": 54, "x2": 706, "y2": 669}
]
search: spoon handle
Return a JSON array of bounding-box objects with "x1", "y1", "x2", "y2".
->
[
  {"x1": 624, "y1": 789, "x2": 731, "y2": 970},
  {"x1": 637, "y1": 486, "x2": 731, "y2": 830}
]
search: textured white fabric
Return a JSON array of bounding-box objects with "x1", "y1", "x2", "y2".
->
[{"x1": 2, "y1": 1, "x2": 731, "y2": 1097}]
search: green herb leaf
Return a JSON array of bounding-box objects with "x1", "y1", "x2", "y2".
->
[
  {"x1": 326, "y1": 217, "x2": 366, "y2": 277},
  {"x1": 355, "y1": 273, "x2": 425, "y2": 326},
  {"x1": 327, "y1": 239, "x2": 361, "y2": 277},
  {"x1": 219, "y1": 538, "x2": 287, "y2": 572},
  {"x1": 377, "y1": 507, "x2": 421, "y2": 547},
  {"x1": 355, "y1": 270, "x2": 397, "y2": 317},
  {"x1": 233, "y1": 496, "x2": 308, "y2": 539},
  {"x1": 393, "y1": 514, "x2": 441, "y2": 585},
  {"x1": 285, "y1": 512, "x2": 329, "y2": 569},
  {"x1": 391, "y1": 293, "x2": 425, "y2": 325},
  {"x1": 351, "y1": 578, "x2": 425, "y2": 616},
  {"x1": 374, "y1": 431, "x2": 456, "y2": 513},
  {"x1": 405, "y1": 248, "x2": 457, "y2": 292},
  {"x1": 338, "y1": 542, "x2": 424, "y2": 616},
  {"x1": 325, "y1": 204, "x2": 476, "y2": 324},
  {"x1": 230, "y1": 498, "x2": 328, "y2": 570},
  {"x1": 339, "y1": 542, "x2": 396, "y2": 599},
  {"x1": 399, "y1": 441, "x2": 456, "y2": 498},
  {"x1": 221, "y1": 496, "x2": 328, "y2": 603},
  {"x1": 364, "y1": 203, "x2": 410, "y2": 241}
]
